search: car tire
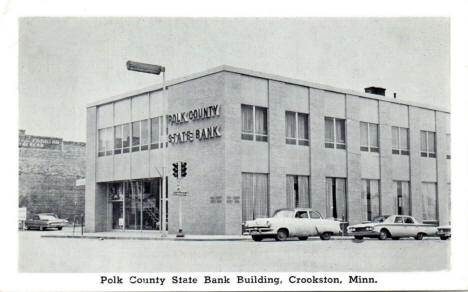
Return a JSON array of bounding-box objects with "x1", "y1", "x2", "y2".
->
[
  {"x1": 252, "y1": 235, "x2": 263, "y2": 242},
  {"x1": 378, "y1": 230, "x2": 389, "y2": 240},
  {"x1": 320, "y1": 232, "x2": 332, "y2": 240},
  {"x1": 354, "y1": 236, "x2": 363, "y2": 240},
  {"x1": 275, "y1": 229, "x2": 288, "y2": 241},
  {"x1": 298, "y1": 236, "x2": 308, "y2": 241},
  {"x1": 392, "y1": 237, "x2": 400, "y2": 240},
  {"x1": 40, "y1": 226, "x2": 45, "y2": 231},
  {"x1": 57, "y1": 227, "x2": 63, "y2": 230},
  {"x1": 415, "y1": 233, "x2": 424, "y2": 240}
]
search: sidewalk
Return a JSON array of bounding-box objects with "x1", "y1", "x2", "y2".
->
[{"x1": 39, "y1": 226, "x2": 251, "y2": 241}]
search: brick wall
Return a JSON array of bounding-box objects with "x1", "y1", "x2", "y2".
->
[{"x1": 19, "y1": 136, "x2": 86, "y2": 222}]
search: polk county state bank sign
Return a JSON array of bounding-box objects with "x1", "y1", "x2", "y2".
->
[{"x1": 167, "y1": 104, "x2": 221, "y2": 144}]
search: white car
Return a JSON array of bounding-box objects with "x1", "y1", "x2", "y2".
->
[
  {"x1": 347, "y1": 215, "x2": 438, "y2": 240},
  {"x1": 243, "y1": 208, "x2": 342, "y2": 241},
  {"x1": 437, "y1": 225, "x2": 451, "y2": 240}
]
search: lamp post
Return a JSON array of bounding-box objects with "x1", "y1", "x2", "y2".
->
[{"x1": 126, "y1": 60, "x2": 168, "y2": 238}]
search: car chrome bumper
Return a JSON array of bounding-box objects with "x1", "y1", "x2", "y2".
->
[
  {"x1": 244, "y1": 227, "x2": 274, "y2": 236},
  {"x1": 348, "y1": 231, "x2": 379, "y2": 237}
]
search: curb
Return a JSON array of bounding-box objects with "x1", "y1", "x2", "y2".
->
[{"x1": 41, "y1": 235, "x2": 251, "y2": 241}]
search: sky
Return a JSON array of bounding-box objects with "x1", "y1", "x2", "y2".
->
[{"x1": 19, "y1": 17, "x2": 450, "y2": 142}]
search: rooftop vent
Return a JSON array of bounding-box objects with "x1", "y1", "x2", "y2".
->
[{"x1": 365, "y1": 87, "x2": 386, "y2": 96}]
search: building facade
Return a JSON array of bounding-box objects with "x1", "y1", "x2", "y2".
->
[
  {"x1": 85, "y1": 65, "x2": 451, "y2": 235},
  {"x1": 19, "y1": 130, "x2": 86, "y2": 221}
]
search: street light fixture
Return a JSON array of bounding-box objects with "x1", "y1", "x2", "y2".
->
[{"x1": 127, "y1": 60, "x2": 168, "y2": 238}]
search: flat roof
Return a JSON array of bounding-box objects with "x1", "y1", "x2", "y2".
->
[{"x1": 87, "y1": 65, "x2": 450, "y2": 113}]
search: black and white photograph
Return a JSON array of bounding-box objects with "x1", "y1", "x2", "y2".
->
[{"x1": 2, "y1": 1, "x2": 468, "y2": 291}]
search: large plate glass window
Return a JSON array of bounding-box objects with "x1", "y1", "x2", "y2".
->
[
  {"x1": 241, "y1": 105, "x2": 268, "y2": 142},
  {"x1": 324, "y1": 117, "x2": 345, "y2": 149},
  {"x1": 132, "y1": 121, "x2": 140, "y2": 152},
  {"x1": 361, "y1": 179, "x2": 380, "y2": 221},
  {"x1": 392, "y1": 126, "x2": 409, "y2": 155},
  {"x1": 241, "y1": 173, "x2": 269, "y2": 222},
  {"x1": 286, "y1": 175, "x2": 310, "y2": 208},
  {"x1": 394, "y1": 180, "x2": 411, "y2": 215},
  {"x1": 326, "y1": 177, "x2": 347, "y2": 221},
  {"x1": 420, "y1": 130, "x2": 436, "y2": 158},
  {"x1": 98, "y1": 127, "x2": 113, "y2": 157}
]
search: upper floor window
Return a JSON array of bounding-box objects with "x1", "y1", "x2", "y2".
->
[
  {"x1": 360, "y1": 122, "x2": 379, "y2": 152},
  {"x1": 285, "y1": 111, "x2": 309, "y2": 146},
  {"x1": 150, "y1": 116, "x2": 164, "y2": 149},
  {"x1": 392, "y1": 126, "x2": 409, "y2": 155},
  {"x1": 420, "y1": 130, "x2": 436, "y2": 158},
  {"x1": 98, "y1": 127, "x2": 113, "y2": 157},
  {"x1": 241, "y1": 105, "x2": 268, "y2": 142},
  {"x1": 324, "y1": 117, "x2": 345, "y2": 149}
]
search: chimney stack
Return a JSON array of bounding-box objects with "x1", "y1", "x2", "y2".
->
[{"x1": 365, "y1": 86, "x2": 386, "y2": 96}]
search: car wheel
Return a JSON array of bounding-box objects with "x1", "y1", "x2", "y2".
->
[
  {"x1": 275, "y1": 229, "x2": 288, "y2": 241},
  {"x1": 378, "y1": 230, "x2": 389, "y2": 240},
  {"x1": 252, "y1": 235, "x2": 263, "y2": 242},
  {"x1": 354, "y1": 236, "x2": 363, "y2": 240},
  {"x1": 440, "y1": 236, "x2": 448, "y2": 240},
  {"x1": 40, "y1": 226, "x2": 45, "y2": 231},
  {"x1": 415, "y1": 233, "x2": 424, "y2": 240},
  {"x1": 298, "y1": 236, "x2": 308, "y2": 241},
  {"x1": 320, "y1": 232, "x2": 332, "y2": 240},
  {"x1": 392, "y1": 237, "x2": 400, "y2": 240},
  {"x1": 57, "y1": 227, "x2": 63, "y2": 230}
]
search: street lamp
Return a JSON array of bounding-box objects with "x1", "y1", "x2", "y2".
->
[{"x1": 126, "y1": 60, "x2": 168, "y2": 238}]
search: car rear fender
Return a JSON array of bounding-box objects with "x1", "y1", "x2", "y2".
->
[{"x1": 316, "y1": 221, "x2": 341, "y2": 235}]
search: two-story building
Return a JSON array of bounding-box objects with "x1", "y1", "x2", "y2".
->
[{"x1": 85, "y1": 65, "x2": 450, "y2": 235}]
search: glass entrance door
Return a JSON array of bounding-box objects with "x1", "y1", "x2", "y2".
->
[{"x1": 112, "y1": 202, "x2": 123, "y2": 229}]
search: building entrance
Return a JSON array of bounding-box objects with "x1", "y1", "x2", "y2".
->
[{"x1": 107, "y1": 178, "x2": 167, "y2": 231}]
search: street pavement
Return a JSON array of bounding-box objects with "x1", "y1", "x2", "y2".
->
[{"x1": 18, "y1": 228, "x2": 450, "y2": 273}]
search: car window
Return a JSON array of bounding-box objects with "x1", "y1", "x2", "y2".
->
[
  {"x1": 273, "y1": 210, "x2": 295, "y2": 218},
  {"x1": 309, "y1": 211, "x2": 322, "y2": 219},
  {"x1": 404, "y1": 217, "x2": 414, "y2": 224},
  {"x1": 394, "y1": 216, "x2": 403, "y2": 223},
  {"x1": 33, "y1": 215, "x2": 39, "y2": 220},
  {"x1": 295, "y1": 211, "x2": 309, "y2": 219},
  {"x1": 39, "y1": 215, "x2": 57, "y2": 220}
]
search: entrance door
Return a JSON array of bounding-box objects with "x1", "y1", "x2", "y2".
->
[{"x1": 112, "y1": 202, "x2": 123, "y2": 230}]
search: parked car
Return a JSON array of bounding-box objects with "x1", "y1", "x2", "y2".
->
[
  {"x1": 25, "y1": 213, "x2": 68, "y2": 231},
  {"x1": 437, "y1": 225, "x2": 451, "y2": 240},
  {"x1": 243, "y1": 208, "x2": 342, "y2": 241},
  {"x1": 347, "y1": 215, "x2": 437, "y2": 240}
]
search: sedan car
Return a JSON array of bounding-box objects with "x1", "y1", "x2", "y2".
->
[
  {"x1": 243, "y1": 208, "x2": 342, "y2": 241},
  {"x1": 25, "y1": 213, "x2": 68, "y2": 231},
  {"x1": 437, "y1": 225, "x2": 451, "y2": 240},
  {"x1": 347, "y1": 215, "x2": 437, "y2": 240}
]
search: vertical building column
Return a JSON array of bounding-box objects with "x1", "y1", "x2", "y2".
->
[
  {"x1": 409, "y1": 107, "x2": 422, "y2": 221},
  {"x1": 85, "y1": 106, "x2": 98, "y2": 232},
  {"x1": 345, "y1": 95, "x2": 362, "y2": 225},
  {"x1": 268, "y1": 80, "x2": 288, "y2": 214},
  {"x1": 436, "y1": 112, "x2": 449, "y2": 225},
  {"x1": 309, "y1": 88, "x2": 327, "y2": 215},
  {"x1": 223, "y1": 72, "x2": 243, "y2": 234},
  {"x1": 378, "y1": 101, "x2": 394, "y2": 215}
]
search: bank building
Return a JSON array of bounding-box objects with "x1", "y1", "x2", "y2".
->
[{"x1": 85, "y1": 65, "x2": 451, "y2": 235}]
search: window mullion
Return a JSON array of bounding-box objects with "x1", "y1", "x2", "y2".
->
[
  {"x1": 295, "y1": 112, "x2": 299, "y2": 144},
  {"x1": 252, "y1": 106, "x2": 256, "y2": 140}
]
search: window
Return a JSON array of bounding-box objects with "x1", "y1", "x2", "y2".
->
[
  {"x1": 360, "y1": 122, "x2": 379, "y2": 152},
  {"x1": 98, "y1": 127, "x2": 113, "y2": 157},
  {"x1": 241, "y1": 105, "x2": 268, "y2": 142},
  {"x1": 114, "y1": 125, "x2": 123, "y2": 154},
  {"x1": 446, "y1": 134, "x2": 451, "y2": 159},
  {"x1": 392, "y1": 126, "x2": 409, "y2": 155},
  {"x1": 286, "y1": 175, "x2": 309, "y2": 208},
  {"x1": 326, "y1": 177, "x2": 347, "y2": 221},
  {"x1": 285, "y1": 111, "x2": 309, "y2": 145},
  {"x1": 150, "y1": 116, "x2": 167, "y2": 149},
  {"x1": 132, "y1": 121, "x2": 140, "y2": 152},
  {"x1": 140, "y1": 120, "x2": 149, "y2": 151},
  {"x1": 394, "y1": 181, "x2": 410, "y2": 215},
  {"x1": 361, "y1": 179, "x2": 380, "y2": 222},
  {"x1": 122, "y1": 123, "x2": 130, "y2": 153},
  {"x1": 324, "y1": 117, "x2": 345, "y2": 149},
  {"x1": 420, "y1": 130, "x2": 436, "y2": 158},
  {"x1": 242, "y1": 173, "x2": 269, "y2": 221},
  {"x1": 421, "y1": 182, "x2": 438, "y2": 221}
]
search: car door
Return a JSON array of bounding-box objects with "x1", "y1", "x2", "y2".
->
[
  {"x1": 403, "y1": 216, "x2": 416, "y2": 237},
  {"x1": 293, "y1": 211, "x2": 310, "y2": 236},
  {"x1": 307, "y1": 211, "x2": 322, "y2": 236},
  {"x1": 391, "y1": 216, "x2": 405, "y2": 237}
]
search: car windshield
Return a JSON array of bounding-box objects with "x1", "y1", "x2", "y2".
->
[
  {"x1": 39, "y1": 215, "x2": 58, "y2": 220},
  {"x1": 371, "y1": 216, "x2": 390, "y2": 223},
  {"x1": 273, "y1": 210, "x2": 295, "y2": 218}
]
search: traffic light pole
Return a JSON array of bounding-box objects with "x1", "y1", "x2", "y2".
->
[{"x1": 161, "y1": 69, "x2": 168, "y2": 238}]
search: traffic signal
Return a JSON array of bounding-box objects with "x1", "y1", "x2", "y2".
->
[
  {"x1": 172, "y1": 162, "x2": 179, "y2": 178},
  {"x1": 181, "y1": 162, "x2": 187, "y2": 177}
]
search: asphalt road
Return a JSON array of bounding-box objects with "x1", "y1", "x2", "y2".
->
[{"x1": 18, "y1": 230, "x2": 450, "y2": 273}]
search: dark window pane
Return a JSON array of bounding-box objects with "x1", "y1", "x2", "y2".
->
[
  {"x1": 298, "y1": 140, "x2": 309, "y2": 146},
  {"x1": 392, "y1": 149, "x2": 400, "y2": 154},
  {"x1": 256, "y1": 135, "x2": 268, "y2": 142},
  {"x1": 336, "y1": 144, "x2": 346, "y2": 150},
  {"x1": 361, "y1": 146, "x2": 369, "y2": 152},
  {"x1": 286, "y1": 138, "x2": 296, "y2": 145},
  {"x1": 255, "y1": 107, "x2": 268, "y2": 135},
  {"x1": 241, "y1": 133, "x2": 254, "y2": 140},
  {"x1": 325, "y1": 142, "x2": 334, "y2": 148},
  {"x1": 401, "y1": 150, "x2": 409, "y2": 155},
  {"x1": 132, "y1": 121, "x2": 140, "y2": 147},
  {"x1": 298, "y1": 113, "x2": 308, "y2": 140}
]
